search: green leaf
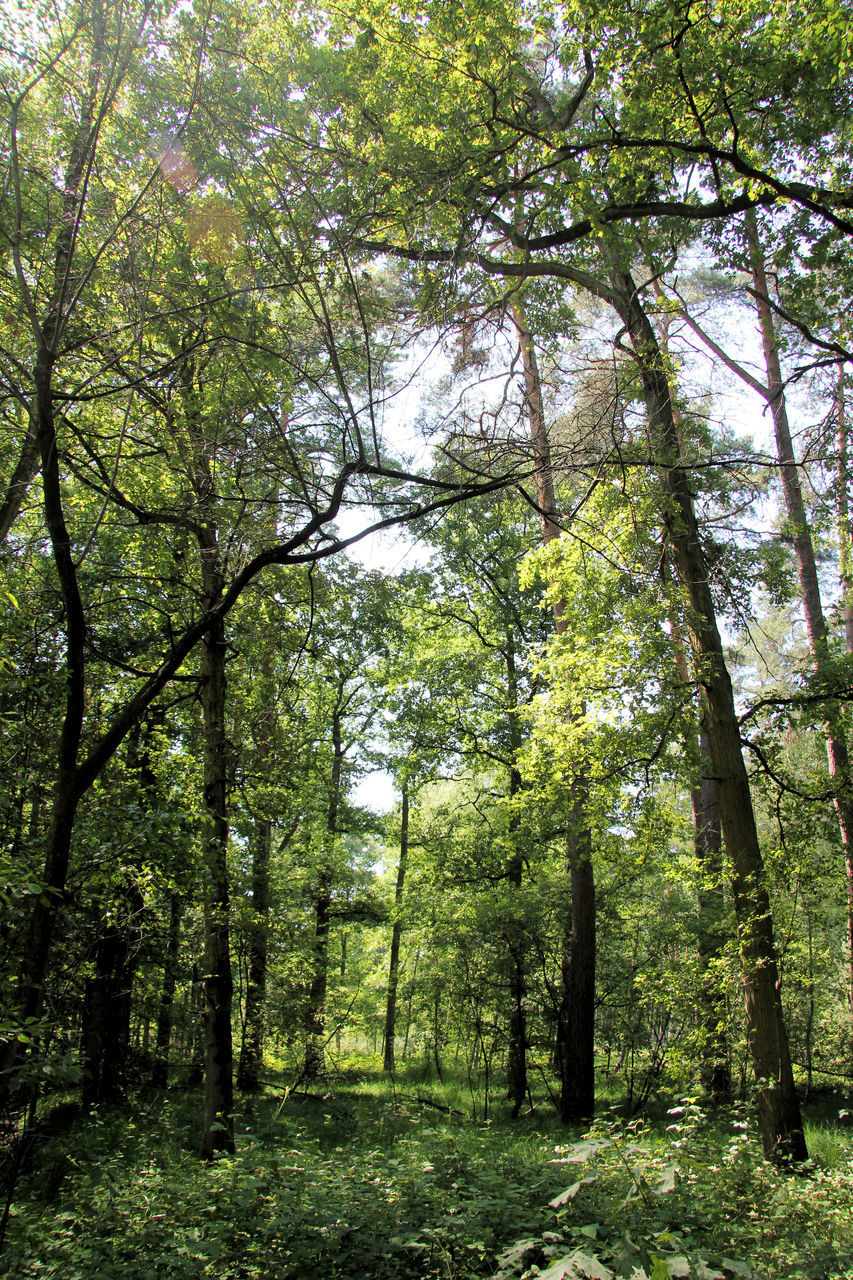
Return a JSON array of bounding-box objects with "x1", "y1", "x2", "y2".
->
[{"x1": 550, "y1": 1176, "x2": 597, "y2": 1207}]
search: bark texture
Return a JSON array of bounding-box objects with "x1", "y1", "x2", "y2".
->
[{"x1": 609, "y1": 261, "x2": 805, "y2": 1161}]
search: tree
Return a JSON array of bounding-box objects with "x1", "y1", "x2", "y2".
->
[{"x1": 0, "y1": 0, "x2": 524, "y2": 1133}]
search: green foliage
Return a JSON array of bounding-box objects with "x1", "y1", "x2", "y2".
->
[{"x1": 5, "y1": 1077, "x2": 853, "y2": 1279}]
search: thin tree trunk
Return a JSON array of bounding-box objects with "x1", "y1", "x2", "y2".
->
[
  {"x1": 0, "y1": 4, "x2": 128, "y2": 1104},
  {"x1": 835, "y1": 369, "x2": 853, "y2": 1045},
  {"x1": 0, "y1": 350, "x2": 86, "y2": 1105},
  {"x1": 238, "y1": 816, "x2": 271, "y2": 1093},
  {"x1": 746, "y1": 212, "x2": 853, "y2": 1047},
  {"x1": 693, "y1": 731, "x2": 733, "y2": 1102},
  {"x1": 199, "y1": 604, "x2": 235, "y2": 1157},
  {"x1": 304, "y1": 694, "x2": 345, "y2": 1081},
  {"x1": 152, "y1": 893, "x2": 183, "y2": 1089},
  {"x1": 504, "y1": 627, "x2": 528, "y2": 1117},
  {"x1": 81, "y1": 885, "x2": 143, "y2": 1110},
  {"x1": 187, "y1": 964, "x2": 205, "y2": 1088},
  {"x1": 0, "y1": 405, "x2": 40, "y2": 544},
  {"x1": 383, "y1": 784, "x2": 409, "y2": 1074},
  {"x1": 512, "y1": 297, "x2": 595, "y2": 1120},
  {"x1": 835, "y1": 367, "x2": 853, "y2": 654}
]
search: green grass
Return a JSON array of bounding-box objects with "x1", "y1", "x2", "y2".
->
[{"x1": 3, "y1": 1064, "x2": 853, "y2": 1280}]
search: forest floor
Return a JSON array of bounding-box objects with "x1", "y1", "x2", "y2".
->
[{"x1": 2, "y1": 1060, "x2": 853, "y2": 1280}]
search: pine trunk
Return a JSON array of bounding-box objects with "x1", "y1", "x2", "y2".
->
[{"x1": 610, "y1": 262, "x2": 806, "y2": 1161}]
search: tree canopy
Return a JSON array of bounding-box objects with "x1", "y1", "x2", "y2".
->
[{"x1": 3, "y1": 0, "x2": 853, "y2": 1272}]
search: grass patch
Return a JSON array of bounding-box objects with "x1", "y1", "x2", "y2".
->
[{"x1": 3, "y1": 1067, "x2": 853, "y2": 1279}]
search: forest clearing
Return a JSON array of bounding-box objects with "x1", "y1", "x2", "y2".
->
[
  {"x1": 4, "y1": 1059, "x2": 853, "y2": 1278},
  {"x1": 3, "y1": 0, "x2": 853, "y2": 1273}
]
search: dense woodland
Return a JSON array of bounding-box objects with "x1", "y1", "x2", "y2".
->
[{"x1": 3, "y1": 0, "x2": 853, "y2": 1275}]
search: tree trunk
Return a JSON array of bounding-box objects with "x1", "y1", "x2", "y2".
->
[
  {"x1": 609, "y1": 260, "x2": 806, "y2": 1161},
  {"x1": 504, "y1": 627, "x2": 528, "y2": 1117},
  {"x1": 655, "y1": 304, "x2": 732, "y2": 1105},
  {"x1": 304, "y1": 876, "x2": 332, "y2": 1081},
  {"x1": 835, "y1": 369, "x2": 853, "y2": 1044},
  {"x1": 746, "y1": 212, "x2": 853, "y2": 1048},
  {"x1": 555, "y1": 812, "x2": 596, "y2": 1121},
  {"x1": 238, "y1": 817, "x2": 271, "y2": 1093},
  {"x1": 304, "y1": 694, "x2": 345, "y2": 1081},
  {"x1": 199, "y1": 605, "x2": 235, "y2": 1158},
  {"x1": 152, "y1": 893, "x2": 183, "y2": 1089},
  {"x1": 512, "y1": 298, "x2": 595, "y2": 1120},
  {"x1": 693, "y1": 731, "x2": 733, "y2": 1103},
  {"x1": 834, "y1": 367, "x2": 853, "y2": 654},
  {"x1": 383, "y1": 784, "x2": 409, "y2": 1074},
  {"x1": 0, "y1": 350, "x2": 86, "y2": 1108},
  {"x1": 81, "y1": 886, "x2": 143, "y2": 1110}
]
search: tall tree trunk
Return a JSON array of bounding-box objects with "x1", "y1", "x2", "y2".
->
[
  {"x1": 659, "y1": 336, "x2": 731, "y2": 1104},
  {"x1": 503, "y1": 620, "x2": 528, "y2": 1117},
  {"x1": 152, "y1": 892, "x2": 183, "y2": 1089},
  {"x1": 81, "y1": 885, "x2": 143, "y2": 1110},
  {"x1": 0, "y1": 3, "x2": 124, "y2": 1105},
  {"x1": 746, "y1": 212, "x2": 853, "y2": 1046},
  {"x1": 304, "y1": 876, "x2": 332, "y2": 1081},
  {"x1": 512, "y1": 298, "x2": 595, "y2": 1120},
  {"x1": 834, "y1": 367, "x2": 853, "y2": 654},
  {"x1": 835, "y1": 368, "x2": 853, "y2": 1042},
  {"x1": 383, "y1": 784, "x2": 409, "y2": 1074},
  {"x1": 608, "y1": 260, "x2": 805, "y2": 1161},
  {"x1": 237, "y1": 816, "x2": 271, "y2": 1093},
  {"x1": 555, "y1": 806, "x2": 596, "y2": 1121},
  {"x1": 304, "y1": 693, "x2": 345, "y2": 1081},
  {"x1": 693, "y1": 730, "x2": 733, "y2": 1102},
  {"x1": 199, "y1": 603, "x2": 235, "y2": 1158},
  {"x1": 0, "y1": 350, "x2": 86, "y2": 1108}
]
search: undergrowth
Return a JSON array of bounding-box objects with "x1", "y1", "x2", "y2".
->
[{"x1": 2, "y1": 1065, "x2": 852, "y2": 1280}]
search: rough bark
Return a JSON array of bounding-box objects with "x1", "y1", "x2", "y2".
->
[
  {"x1": 659, "y1": 341, "x2": 732, "y2": 1105},
  {"x1": 609, "y1": 260, "x2": 805, "y2": 1161}
]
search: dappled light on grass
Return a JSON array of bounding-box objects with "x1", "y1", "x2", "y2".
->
[{"x1": 4, "y1": 1065, "x2": 853, "y2": 1279}]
